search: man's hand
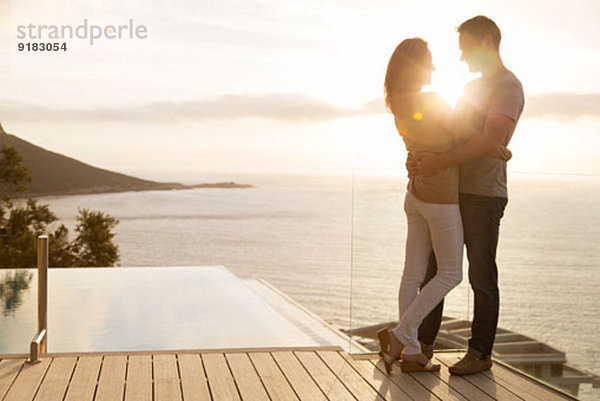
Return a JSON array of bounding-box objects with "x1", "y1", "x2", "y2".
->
[{"x1": 416, "y1": 152, "x2": 447, "y2": 177}]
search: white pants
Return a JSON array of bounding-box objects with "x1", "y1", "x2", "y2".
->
[{"x1": 392, "y1": 191, "x2": 464, "y2": 355}]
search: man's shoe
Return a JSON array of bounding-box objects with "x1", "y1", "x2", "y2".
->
[{"x1": 449, "y1": 352, "x2": 492, "y2": 376}]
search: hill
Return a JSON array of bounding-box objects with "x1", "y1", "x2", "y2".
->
[{"x1": 0, "y1": 124, "x2": 251, "y2": 197}]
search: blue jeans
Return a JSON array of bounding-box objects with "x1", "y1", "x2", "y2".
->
[{"x1": 418, "y1": 193, "x2": 508, "y2": 358}]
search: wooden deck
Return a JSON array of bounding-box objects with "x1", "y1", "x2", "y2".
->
[{"x1": 0, "y1": 348, "x2": 574, "y2": 401}]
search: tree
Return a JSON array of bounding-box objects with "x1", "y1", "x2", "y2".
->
[
  {"x1": 71, "y1": 208, "x2": 119, "y2": 267},
  {"x1": 0, "y1": 198, "x2": 60, "y2": 267},
  {"x1": 0, "y1": 145, "x2": 31, "y2": 197},
  {"x1": 0, "y1": 144, "x2": 120, "y2": 267}
]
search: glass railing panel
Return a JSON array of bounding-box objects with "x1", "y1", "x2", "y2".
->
[
  {"x1": 0, "y1": 269, "x2": 36, "y2": 353},
  {"x1": 2, "y1": 169, "x2": 598, "y2": 400},
  {"x1": 349, "y1": 168, "x2": 472, "y2": 354},
  {"x1": 349, "y1": 168, "x2": 600, "y2": 400},
  {"x1": 494, "y1": 173, "x2": 600, "y2": 400}
]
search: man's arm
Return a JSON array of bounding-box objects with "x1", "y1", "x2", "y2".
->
[{"x1": 416, "y1": 113, "x2": 515, "y2": 176}]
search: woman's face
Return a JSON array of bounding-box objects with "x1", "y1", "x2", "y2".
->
[{"x1": 419, "y1": 52, "x2": 435, "y2": 86}]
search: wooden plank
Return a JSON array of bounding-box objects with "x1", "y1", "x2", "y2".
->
[
  {"x1": 248, "y1": 352, "x2": 299, "y2": 401},
  {"x1": 21, "y1": 345, "x2": 342, "y2": 359},
  {"x1": 3, "y1": 358, "x2": 51, "y2": 401},
  {"x1": 441, "y1": 353, "x2": 568, "y2": 401},
  {"x1": 368, "y1": 357, "x2": 441, "y2": 401},
  {"x1": 225, "y1": 353, "x2": 270, "y2": 401},
  {"x1": 177, "y1": 354, "x2": 211, "y2": 401},
  {"x1": 33, "y1": 357, "x2": 77, "y2": 401},
  {"x1": 317, "y1": 351, "x2": 386, "y2": 401},
  {"x1": 202, "y1": 353, "x2": 240, "y2": 401},
  {"x1": 409, "y1": 369, "x2": 469, "y2": 401},
  {"x1": 64, "y1": 356, "x2": 102, "y2": 401},
  {"x1": 95, "y1": 355, "x2": 127, "y2": 401},
  {"x1": 153, "y1": 354, "x2": 183, "y2": 401},
  {"x1": 483, "y1": 361, "x2": 570, "y2": 401},
  {"x1": 427, "y1": 355, "x2": 496, "y2": 401},
  {"x1": 294, "y1": 351, "x2": 355, "y2": 401},
  {"x1": 391, "y1": 355, "x2": 470, "y2": 401},
  {"x1": 271, "y1": 352, "x2": 327, "y2": 401},
  {"x1": 436, "y1": 354, "x2": 523, "y2": 401},
  {"x1": 0, "y1": 358, "x2": 26, "y2": 399},
  {"x1": 125, "y1": 355, "x2": 153, "y2": 401},
  {"x1": 337, "y1": 352, "x2": 413, "y2": 401}
]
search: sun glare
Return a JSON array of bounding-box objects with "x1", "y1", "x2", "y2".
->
[
  {"x1": 424, "y1": 38, "x2": 477, "y2": 108},
  {"x1": 426, "y1": 72, "x2": 469, "y2": 108}
]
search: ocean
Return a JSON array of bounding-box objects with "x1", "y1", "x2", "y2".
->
[{"x1": 13, "y1": 171, "x2": 600, "y2": 398}]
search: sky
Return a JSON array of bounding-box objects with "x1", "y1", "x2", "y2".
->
[{"x1": 1, "y1": 0, "x2": 599, "y2": 180}]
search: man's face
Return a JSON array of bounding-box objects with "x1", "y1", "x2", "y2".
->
[{"x1": 459, "y1": 32, "x2": 485, "y2": 72}]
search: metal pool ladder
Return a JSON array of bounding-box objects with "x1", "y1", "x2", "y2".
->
[{"x1": 28, "y1": 235, "x2": 48, "y2": 364}]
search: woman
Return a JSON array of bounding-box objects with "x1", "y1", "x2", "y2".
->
[{"x1": 378, "y1": 38, "x2": 510, "y2": 373}]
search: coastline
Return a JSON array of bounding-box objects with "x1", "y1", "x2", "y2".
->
[{"x1": 7, "y1": 181, "x2": 254, "y2": 199}]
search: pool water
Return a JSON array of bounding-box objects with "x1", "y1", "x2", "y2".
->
[{"x1": 0, "y1": 266, "x2": 330, "y2": 354}]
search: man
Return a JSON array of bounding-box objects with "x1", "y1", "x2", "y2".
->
[{"x1": 412, "y1": 15, "x2": 524, "y2": 375}]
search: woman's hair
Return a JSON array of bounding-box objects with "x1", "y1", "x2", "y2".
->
[{"x1": 384, "y1": 38, "x2": 430, "y2": 114}]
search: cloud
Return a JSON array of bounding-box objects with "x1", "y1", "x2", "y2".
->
[
  {"x1": 363, "y1": 93, "x2": 600, "y2": 120},
  {"x1": 524, "y1": 92, "x2": 600, "y2": 120},
  {"x1": 361, "y1": 97, "x2": 387, "y2": 114},
  {"x1": 0, "y1": 93, "x2": 377, "y2": 123},
  {"x1": 2, "y1": 92, "x2": 596, "y2": 125},
  {"x1": 358, "y1": 93, "x2": 600, "y2": 120}
]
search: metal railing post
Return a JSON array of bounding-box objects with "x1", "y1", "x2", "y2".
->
[{"x1": 28, "y1": 235, "x2": 48, "y2": 363}]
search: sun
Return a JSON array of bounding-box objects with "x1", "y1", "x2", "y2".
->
[
  {"x1": 423, "y1": 39, "x2": 478, "y2": 108},
  {"x1": 425, "y1": 69, "x2": 472, "y2": 108}
]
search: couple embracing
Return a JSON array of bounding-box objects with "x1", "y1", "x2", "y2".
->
[{"x1": 378, "y1": 15, "x2": 524, "y2": 375}]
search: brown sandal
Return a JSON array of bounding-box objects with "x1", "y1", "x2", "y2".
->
[
  {"x1": 377, "y1": 328, "x2": 404, "y2": 374},
  {"x1": 400, "y1": 357, "x2": 441, "y2": 373}
]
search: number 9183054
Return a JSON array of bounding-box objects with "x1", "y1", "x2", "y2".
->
[{"x1": 18, "y1": 42, "x2": 67, "y2": 51}]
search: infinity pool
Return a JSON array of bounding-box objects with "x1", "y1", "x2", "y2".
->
[{"x1": 0, "y1": 266, "x2": 340, "y2": 354}]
